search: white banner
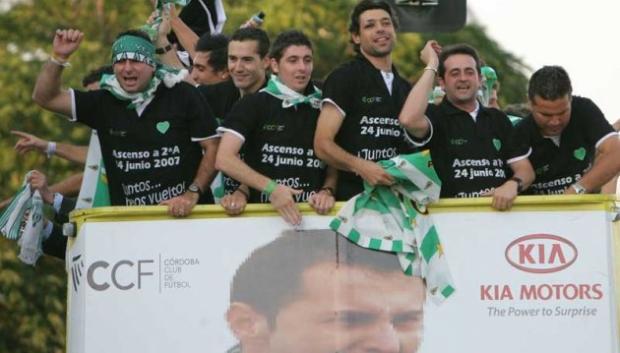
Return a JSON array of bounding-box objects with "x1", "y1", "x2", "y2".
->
[{"x1": 67, "y1": 204, "x2": 620, "y2": 353}]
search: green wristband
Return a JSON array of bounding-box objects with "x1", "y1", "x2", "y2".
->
[{"x1": 263, "y1": 180, "x2": 278, "y2": 197}]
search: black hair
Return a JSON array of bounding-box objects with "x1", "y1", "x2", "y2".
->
[
  {"x1": 230, "y1": 27, "x2": 270, "y2": 59},
  {"x1": 348, "y1": 0, "x2": 398, "y2": 52},
  {"x1": 528, "y1": 65, "x2": 572, "y2": 101},
  {"x1": 269, "y1": 30, "x2": 313, "y2": 63},
  {"x1": 81, "y1": 65, "x2": 113, "y2": 88},
  {"x1": 230, "y1": 229, "x2": 407, "y2": 326},
  {"x1": 195, "y1": 33, "x2": 229, "y2": 73},
  {"x1": 438, "y1": 43, "x2": 481, "y2": 79}
]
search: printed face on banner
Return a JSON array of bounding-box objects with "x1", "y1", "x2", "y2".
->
[{"x1": 226, "y1": 230, "x2": 426, "y2": 353}]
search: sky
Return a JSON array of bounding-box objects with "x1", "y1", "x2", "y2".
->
[{"x1": 467, "y1": 0, "x2": 619, "y2": 123}]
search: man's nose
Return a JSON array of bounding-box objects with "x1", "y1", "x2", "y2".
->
[{"x1": 361, "y1": 322, "x2": 400, "y2": 353}]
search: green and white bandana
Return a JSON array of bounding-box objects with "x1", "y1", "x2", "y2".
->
[
  {"x1": 111, "y1": 34, "x2": 156, "y2": 68},
  {"x1": 261, "y1": 74, "x2": 322, "y2": 109},
  {"x1": 330, "y1": 151, "x2": 456, "y2": 304},
  {"x1": 101, "y1": 34, "x2": 187, "y2": 115}
]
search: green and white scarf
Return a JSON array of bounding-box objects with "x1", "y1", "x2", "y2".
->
[
  {"x1": 330, "y1": 151, "x2": 456, "y2": 304},
  {"x1": 0, "y1": 172, "x2": 45, "y2": 265},
  {"x1": 261, "y1": 74, "x2": 322, "y2": 109},
  {"x1": 140, "y1": 0, "x2": 190, "y2": 41},
  {"x1": 100, "y1": 34, "x2": 187, "y2": 115}
]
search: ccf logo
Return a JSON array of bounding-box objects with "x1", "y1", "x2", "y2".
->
[
  {"x1": 86, "y1": 259, "x2": 155, "y2": 291},
  {"x1": 505, "y1": 234, "x2": 578, "y2": 273}
]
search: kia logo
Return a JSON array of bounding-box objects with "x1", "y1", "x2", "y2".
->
[{"x1": 505, "y1": 234, "x2": 578, "y2": 273}]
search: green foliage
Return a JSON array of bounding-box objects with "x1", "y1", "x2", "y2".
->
[{"x1": 0, "y1": 1, "x2": 529, "y2": 352}]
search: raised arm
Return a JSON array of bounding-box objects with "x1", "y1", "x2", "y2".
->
[
  {"x1": 399, "y1": 40, "x2": 441, "y2": 139},
  {"x1": 32, "y1": 29, "x2": 83, "y2": 117}
]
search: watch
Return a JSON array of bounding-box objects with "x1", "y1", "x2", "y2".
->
[
  {"x1": 509, "y1": 176, "x2": 524, "y2": 193},
  {"x1": 155, "y1": 44, "x2": 172, "y2": 54},
  {"x1": 187, "y1": 183, "x2": 202, "y2": 194},
  {"x1": 571, "y1": 182, "x2": 587, "y2": 194}
]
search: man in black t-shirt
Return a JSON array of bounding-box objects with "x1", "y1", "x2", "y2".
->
[
  {"x1": 216, "y1": 30, "x2": 336, "y2": 225},
  {"x1": 314, "y1": 0, "x2": 414, "y2": 201},
  {"x1": 514, "y1": 66, "x2": 620, "y2": 195},
  {"x1": 198, "y1": 27, "x2": 271, "y2": 215},
  {"x1": 32, "y1": 28, "x2": 219, "y2": 217},
  {"x1": 399, "y1": 42, "x2": 534, "y2": 210}
]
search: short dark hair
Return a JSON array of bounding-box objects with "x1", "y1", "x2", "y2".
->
[
  {"x1": 269, "y1": 30, "x2": 313, "y2": 62},
  {"x1": 528, "y1": 65, "x2": 572, "y2": 101},
  {"x1": 230, "y1": 27, "x2": 270, "y2": 59},
  {"x1": 81, "y1": 65, "x2": 113, "y2": 87},
  {"x1": 348, "y1": 0, "x2": 398, "y2": 52},
  {"x1": 230, "y1": 229, "x2": 406, "y2": 326},
  {"x1": 438, "y1": 44, "x2": 481, "y2": 79},
  {"x1": 115, "y1": 29, "x2": 152, "y2": 43},
  {"x1": 196, "y1": 33, "x2": 229, "y2": 73}
]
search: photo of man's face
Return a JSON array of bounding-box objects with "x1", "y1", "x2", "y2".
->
[
  {"x1": 226, "y1": 230, "x2": 426, "y2": 353},
  {"x1": 268, "y1": 263, "x2": 425, "y2": 353}
]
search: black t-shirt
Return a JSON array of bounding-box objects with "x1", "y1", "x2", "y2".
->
[
  {"x1": 407, "y1": 100, "x2": 525, "y2": 198},
  {"x1": 322, "y1": 55, "x2": 413, "y2": 200},
  {"x1": 73, "y1": 82, "x2": 218, "y2": 205},
  {"x1": 221, "y1": 85, "x2": 326, "y2": 203},
  {"x1": 514, "y1": 96, "x2": 616, "y2": 194},
  {"x1": 198, "y1": 78, "x2": 268, "y2": 195},
  {"x1": 198, "y1": 79, "x2": 240, "y2": 125}
]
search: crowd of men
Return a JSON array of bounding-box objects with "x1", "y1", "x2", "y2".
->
[{"x1": 9, "y1": 0, "x2": 620, "y2": 257}]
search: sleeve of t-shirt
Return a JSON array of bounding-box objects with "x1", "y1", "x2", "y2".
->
[
  {"x1": 403, "y1": 104, "x2": 437, "y2": 147},
  {"x1": 493, "y1": 111, "x2": 531, "y2": 164},
  {"x1": 185, "y1": 84, "x2": 219, "y2": 141},
  {"x1": 576, "y1": 97, "x2": 616, "y2": 148},
  {"x1": 218, "y1": 93, "x2": 263, "y2": 142},
  {"x1": 321, "y1": 66, "x2": 353, "y2": 117},
  {"x1": 72, "y1": 89, "x2": 107, "y2": 130}
]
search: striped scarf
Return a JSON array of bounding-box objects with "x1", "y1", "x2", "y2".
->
[
  {"x1": 330, "y1": 151, "x2": 456, "y2": 304},
  {"x1": 261, "y1": 75, "x2": 322, "y2": 109}
]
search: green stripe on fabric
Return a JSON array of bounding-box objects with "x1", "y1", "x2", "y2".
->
[
  {"x1": 442, "y1": 285, "x2": 455, "y2": 298},
  {"x1": 420, "y1": 226, "x2": 440, "y2": 262},
  {"x1": 329, "y1": 218, "x2": 342, "y2": 231},
  {"x1": 404, "y1": 264, "x2": 413, "y2": 276},
  {"x1": 368, "y1": 238, "x2": 382, "y2": 250},
  {"x1": 348, "y1": 229, "x2": 361, "y2": 243},
  {"x1": 391, "y1": 240, "x2": 403, "y2": 252},
  {"x1": 376, "y1": 187, "x2": 401, "y2": 209}
]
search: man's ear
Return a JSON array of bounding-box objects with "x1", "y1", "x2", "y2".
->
[
  {"x1": 351, "y1": 32, "x2": 361, "y2": 46},
  {"x1": 269, "y1": 58, "x2": 279, "y2": 75},
  {"x1": 262, "y1": 56, "x2": 271, "y2": 70},
  {"x1": 226, "y1": 302, "x2": 270, "y2": 340}
]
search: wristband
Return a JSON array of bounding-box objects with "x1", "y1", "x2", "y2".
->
[
  {"x1": 49, "y1": 54, "x2": 71, "y2": 67},
  {"x1": 46, "y1": 141, "x2": 57, "y2": 159},
  {"x1": 263, "y1": 180, "x2": 278, "y2": 197},
  {"x1": 235, "y1": 187, "x2": 249, "y2": 200},
  {"x1": 424, "y1": 66, "x2": 438, "y2": 75}
]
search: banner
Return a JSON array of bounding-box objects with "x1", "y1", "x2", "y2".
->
[{"x1": 67, "y1": 197, "x2": 620, "y2": 353}]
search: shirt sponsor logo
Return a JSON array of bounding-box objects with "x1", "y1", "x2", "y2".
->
[{"x1": 361, "y1": 96, "x2": 383, "y2": 104}]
